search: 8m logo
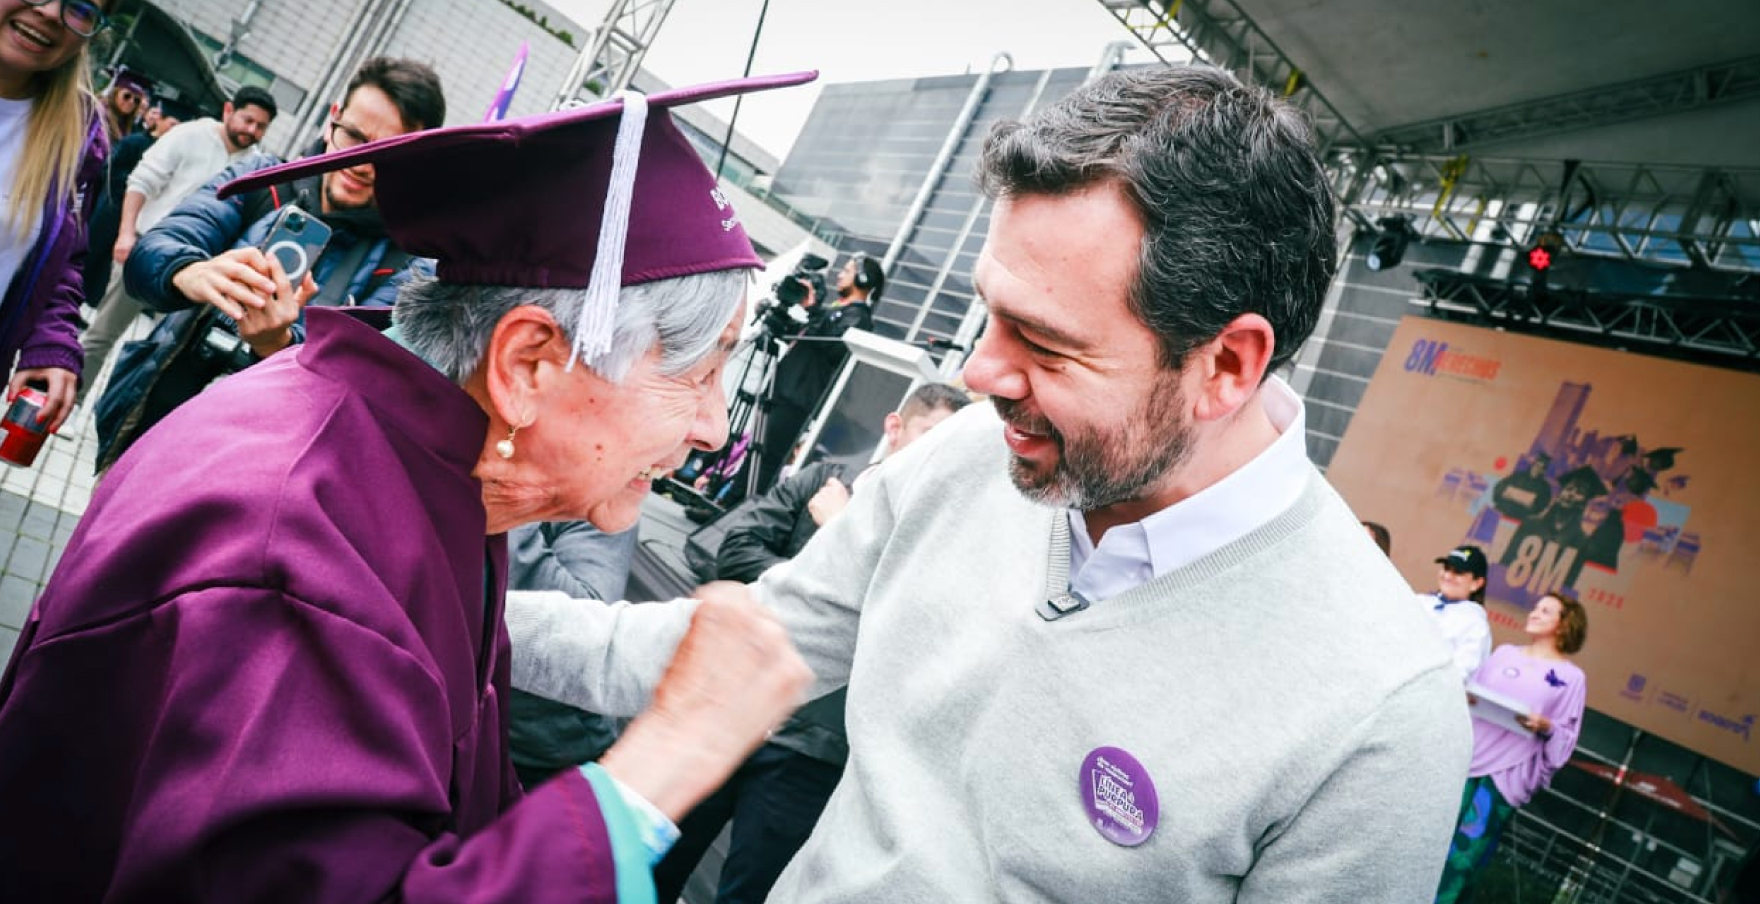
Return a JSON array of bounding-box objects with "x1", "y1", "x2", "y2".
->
[
  {"x1": 1403, "y1": 338, "x2": 1502, "y2": 381},
  {"x1": 1405, "y1": 339, "x2": 1448, "y2": 375}
]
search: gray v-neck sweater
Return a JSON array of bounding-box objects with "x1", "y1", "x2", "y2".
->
[{"x1": 509, "y1": 404, "x2": 1472, "y2": 902}]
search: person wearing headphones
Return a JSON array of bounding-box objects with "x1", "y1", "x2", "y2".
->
[{"x1": 756, "y1": 252, "x2": 882, "y2": 493}]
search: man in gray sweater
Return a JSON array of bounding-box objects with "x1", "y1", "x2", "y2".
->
[{"x1": 507, "y1": 65, "x2": 1471, "y2": 901}]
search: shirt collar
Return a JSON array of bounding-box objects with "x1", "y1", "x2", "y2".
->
[
  {"x1": 1433, "y1": 593, "x2": 1470, "y2": 611},
  {"x1": 301, "y1": 309, "x2": 485, "y2": 476},
  {"x1": 1069, "y1": 376, "x2": 1311, "y2": 595}
]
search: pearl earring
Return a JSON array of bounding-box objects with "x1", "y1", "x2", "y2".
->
[{"x1": 496, "y1": 424, "x2": 521, "y2": 459}]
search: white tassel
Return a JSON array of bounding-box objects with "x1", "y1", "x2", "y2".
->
[{"x1": 570, "y1": 90, "x2": 649, "y2": 371}]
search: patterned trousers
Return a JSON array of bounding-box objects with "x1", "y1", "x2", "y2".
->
[{"x1": 1435, "y1": 775, "x2": 1517, "y2": 904}]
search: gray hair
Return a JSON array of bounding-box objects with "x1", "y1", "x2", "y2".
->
[
  {"x1": 976, "y1": 65, "x2": 1337, "y2": 374},
  {"x1": 394, "y1": 268, "x2": 747, "y2": 385}
]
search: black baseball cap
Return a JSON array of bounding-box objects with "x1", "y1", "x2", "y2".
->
[{"x1": 1435, "y1": 545, "x2": 1488, "y2": 578}]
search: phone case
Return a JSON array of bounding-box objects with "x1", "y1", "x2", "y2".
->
[{"x1": 260, "y1": 204, "x2": 333, "y2": 283}]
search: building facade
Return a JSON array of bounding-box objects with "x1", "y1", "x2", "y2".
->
[{"x1": 769, "y1": 63, "x2": 1096, "y2": 356}]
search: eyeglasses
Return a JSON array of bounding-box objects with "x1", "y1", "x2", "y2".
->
[
  {"x1": 20, "y1": 0, "x2": 110, "y2": 39},
  {"x1": 327, "y1": 119, "x2": 372, "y2": 151}
]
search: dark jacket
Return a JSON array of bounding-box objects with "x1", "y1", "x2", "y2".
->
[
  {"x1": 96, "y1": 154, "x2": 419, "y2": 469},
  {"x1": 715, "y1": 460, "x2": 846, "y2": 584},
  {"x1": 0, "y1": 110, "x2": 106, "y2": 378},
  {"x1": 124, "y1": 153, "x2": 409, "y2": 318},
  {"x1": 82, "y1": 129, "x2": 157, "y2": 303},
  {"x1": 713, "y1": 460, "x2": 851, "y2": 765},
  {"x1": 771, "y1": 300, "x2": 871, "y2": 407}
]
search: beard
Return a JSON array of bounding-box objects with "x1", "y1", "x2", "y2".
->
[
  {"x1": 226, "y1": 128, "x2": 258, "y2": 150},
  {"x1": 323, "y1": 173, "x2": 371, "y2": 212},
  {"x1": 992, "y1": 376, "x2": 1193, "y2": 511}
]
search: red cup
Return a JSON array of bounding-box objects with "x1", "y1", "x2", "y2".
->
[{"x1": 0, "y1": 385, "x2": 52, "y2": 468}]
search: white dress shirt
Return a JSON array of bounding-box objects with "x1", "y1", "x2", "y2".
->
[{"x1": 1068, "y1": 376, "x2": 1311, "y2": 602}]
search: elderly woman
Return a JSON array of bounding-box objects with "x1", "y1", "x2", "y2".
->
[{"x1": 0, "y1": 74, "x2": 816, "y2": 903}]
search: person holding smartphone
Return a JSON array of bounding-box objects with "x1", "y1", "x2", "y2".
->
[
  {"x1": 76, "y1": 84, "x2": 275, "y2": 406},
  {"x1": 93, "y1": 57, "x2": 446, "y2": 470},
  {"x1": 0, "y1": 71, "x2": 819, "y2": 903}
]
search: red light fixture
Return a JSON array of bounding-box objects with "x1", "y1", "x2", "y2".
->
[{"x1": 1526, "y1": 229, "x2": 1565, "y2": 273}]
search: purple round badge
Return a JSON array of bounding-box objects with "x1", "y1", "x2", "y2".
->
[{"x1": 1080, "y1": 746, "x2": 1160, "y2": 847}]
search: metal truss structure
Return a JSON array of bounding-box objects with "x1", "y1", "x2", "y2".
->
[
  {"x1": 1370, "y1": 56, "x2": 1760, "y2": 155},
  {"x1": 1347, "y1": 155, "x2": 1760, "y2": 272},
  {"x1": 1092, "y1": 0, "x2": 1366, "y2": 156},
  {"x1": 1414, "y1": 268, "x2": 1760, "y2": 366},
  {"x1": 1094, "y1": 1, "x2": 1760, "y2": 274},
  {"x1": 550, "y1": 0, "x2": 678, "y2": 109}
]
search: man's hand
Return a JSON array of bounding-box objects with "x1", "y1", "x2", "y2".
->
[
  {"x1": 235, "y1": 254, "x2": 316, "y2": 358},
  {"x1": 8, "y1": 367, "x2": 77, "y2": 434},
  {"x1": 111, "y1": 230, "x2": 136, "y2": 265},
  {"x1": 598, "y1": 583, "x2": 812, "y2": 820},
  {"x1": 169, "y1": 247, "x2": 282, "y2": 322},
  {"x1": 807, "y1": 476, "x2": 851, "y2": 526}
]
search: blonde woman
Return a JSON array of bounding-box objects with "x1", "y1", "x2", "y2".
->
[{"x1": 0, "y1": 0, "x2": 111, "y2": 436}]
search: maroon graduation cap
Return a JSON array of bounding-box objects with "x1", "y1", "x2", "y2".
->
[
  {"x1": 109, "y1": 67, "x2": 153, "y2": 98},
  {"x1": 219, "y1": 71, "x2": 817, "y2": 362}
]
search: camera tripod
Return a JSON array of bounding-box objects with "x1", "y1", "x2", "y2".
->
[
  {"x1": 658, "y1": 306, "x2": 856, "y2": 520},
  {"x1": 659, "y1": 327, "x2": 787, "y2": 521}
]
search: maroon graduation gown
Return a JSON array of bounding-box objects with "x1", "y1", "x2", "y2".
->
[{"x1": 0, "y1": 310, "x2": 622, "y2": 902}]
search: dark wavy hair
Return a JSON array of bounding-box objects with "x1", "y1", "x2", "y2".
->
[
  {"x1": 975, "y1": 66, "x2": 1337, "y2": 374},
  {"x1": 344, "y1": 57, "x2": 445, "y2": 132}
]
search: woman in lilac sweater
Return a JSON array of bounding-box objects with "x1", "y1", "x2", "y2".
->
[
  {"x1": 1436, "y1": 591, "x2": 1589, "y2": 903},
  {"x1": 0, "y1": 0, "x2": 112, "y2": 436}
]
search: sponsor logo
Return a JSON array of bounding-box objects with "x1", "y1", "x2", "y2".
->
[
  {"x1": 1620, "y1": 673, "x2": 1648, "y2": 701},
  {"x1": 1696, "y1": 709, "x2": 1754, "y2": 743},
  {"x1": 1658, "y1": 692, "x2": 1691, "y2": 714}
]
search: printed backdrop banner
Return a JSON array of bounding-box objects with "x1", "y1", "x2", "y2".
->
[{"x1": 1329, "y1": 317, "x2": 1760, "y2": 774}]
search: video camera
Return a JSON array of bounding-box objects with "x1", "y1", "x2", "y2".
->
[{"x1": 755, "y1": 252, "x2": 831, "y2": 341}]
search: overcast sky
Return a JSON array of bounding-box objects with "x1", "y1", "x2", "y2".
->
[{"x1": 545, "y1": 0, "x2": 1159, "y2": 159}]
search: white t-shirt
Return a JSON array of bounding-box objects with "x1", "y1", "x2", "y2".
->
[
  {"x1": 0, "y1": 95, "x2": 44, "y2": 295},
  {"x1": 1419, "y1": 591, "x2": 1492, "y2": 683}
]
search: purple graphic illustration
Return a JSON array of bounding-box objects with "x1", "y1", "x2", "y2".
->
[{"x1": 1435, "y1": 382, "x2": 1696, "y2": 607}]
